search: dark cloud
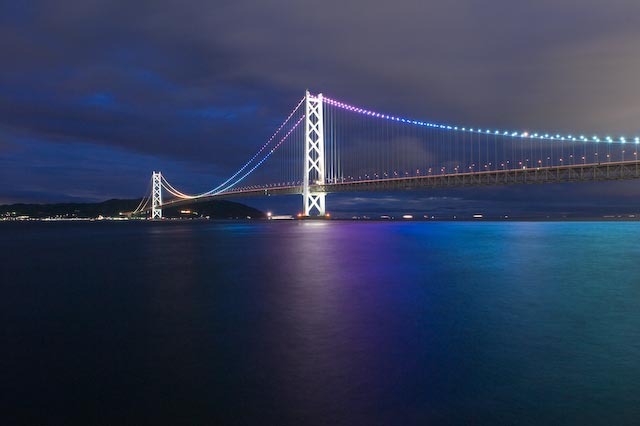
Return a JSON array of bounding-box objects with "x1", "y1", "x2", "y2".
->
[{"x1": 1, "y1": 0, "x2": 640, "y2": 209}]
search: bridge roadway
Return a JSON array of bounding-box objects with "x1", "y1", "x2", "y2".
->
[{"x1": 152, "y1": 160, "x2": 640, "y2": 212}]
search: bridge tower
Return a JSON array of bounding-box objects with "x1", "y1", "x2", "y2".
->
[
  {"x1": 303, "y1": 90, "x2": 326, "y2": 216},
  {"x1": 151, "y1": 171, "x2": 163, "y2": 219}
]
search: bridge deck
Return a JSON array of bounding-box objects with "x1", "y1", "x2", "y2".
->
[{"x1": 153, "y1": 160, "x2": 640, "y2": 211}]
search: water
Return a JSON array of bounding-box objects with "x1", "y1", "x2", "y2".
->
[{"x1": 2, "y1": 221, "x2": 639, "y2": 425}]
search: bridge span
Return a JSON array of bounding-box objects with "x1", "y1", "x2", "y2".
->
[
  {"x1": 132, "y1": 91, "x2": 640, "y2": 218},
  {"x1": 144, "y1": 160, "x2": 640, "y2": 215}
]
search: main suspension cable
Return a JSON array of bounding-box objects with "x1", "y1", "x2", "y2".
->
[{"x1": 162, "y1": 97, "x2": 305, "y2": 199}]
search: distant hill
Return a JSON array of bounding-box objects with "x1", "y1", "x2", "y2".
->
[
  {"x1": 0, "y1": 199, "x2": 265, "y2": 219},
  {"x1": 162, "y1": 200, "x2": 265, "y2": 219}
]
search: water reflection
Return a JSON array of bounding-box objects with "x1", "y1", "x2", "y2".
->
[{"x1": 2, "y1": 221, "x2": 640, "y2": 425}]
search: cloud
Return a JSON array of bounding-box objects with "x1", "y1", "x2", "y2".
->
[{"x1": 2, "y1": 0, "x2": 640, "y2": 206}]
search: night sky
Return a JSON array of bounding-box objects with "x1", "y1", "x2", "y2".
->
[{"x1": 2, "y1": 0, "x2": 640, "y2": 216}]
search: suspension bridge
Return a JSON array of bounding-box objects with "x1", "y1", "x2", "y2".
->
[{"x1": 132, "y1": 90, "x2": 640, "y2": 218}]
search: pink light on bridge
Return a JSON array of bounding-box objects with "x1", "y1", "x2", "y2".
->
[{"x1": 323, "y1": 96, "x2": 637, "y2": 144}]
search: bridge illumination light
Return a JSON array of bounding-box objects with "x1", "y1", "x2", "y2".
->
[{"x1": 357, "y1": 95, "x2": 640, "y2": 147}]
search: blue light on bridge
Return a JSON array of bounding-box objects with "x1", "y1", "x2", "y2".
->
[{"x1": 323, "y1": 96, "x2": 638, "y2": 144}]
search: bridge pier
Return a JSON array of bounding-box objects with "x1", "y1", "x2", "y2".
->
[
  {"x1": 152, "y1": 171, "x2": 163, "y2": 219},
  {"x1": 303, "y1": 90, "x2": 327, "y2": 216}
]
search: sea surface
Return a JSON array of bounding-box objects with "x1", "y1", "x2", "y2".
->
[{"x1": 1, "y1": 220, "x2": 639, "y2": 425}]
